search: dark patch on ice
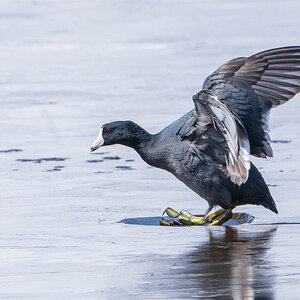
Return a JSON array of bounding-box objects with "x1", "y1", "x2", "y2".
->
[
  {"x1": 0, "y1": 149, "x2": 23, "y2": 153},
  {"x1": 45, "y1": 166, "x2": 65, "y2": 172},
  {"x1": 279, "y1": 170, "x2": 284, "y2": 172},
  {"x1": 268, "y1": 184, "x2": 278, "y2": 187},
  {"x1": 272, "y1": 140, "x2": 291, "y2": 144},
  {"x1": 125, "y1": 159, "x2": 135, "y2": 162},
  {"x1": 116, "y1": 166, "x2": 134, "y2": 170},
  {"x1": 94, "y1": 171, "x2": 113, "y2": 174},
  {"x1": 90, "y1": 152, "x2": 110, "y2": 155},
  {"x1": 103, "y1": 156, "x2": 121, "y2": 160},
  {"x1": 12, "y1": 169, "x2": 19, "y2": 171},
  {"x1": 16, "y1": 157, "x2": 69, "y2": 163},
  {"x1": 42, "y1": 157, "x2": 69, "y2": 162},
  {"x1": 45, "y1": 165, "x2": 66, "y2": 172},
  {"x1": 86, "y1": 159, "x2": 104, "y2": 163},
  {"x1": 44, "y1": 168, "x2": 61, "y2": 172}
]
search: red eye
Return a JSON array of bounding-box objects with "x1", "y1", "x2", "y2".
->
[{"x1": 107, "y1": 130, "x2": 111, "y2": 134}]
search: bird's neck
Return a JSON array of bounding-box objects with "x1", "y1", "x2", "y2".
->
[
  {"x1": 120, "y1": 123, "x2": 169, "y2": 170},
  {"x1": 120, "y1": 123, "x2": 153, "y2": 150},
  {"x1": 136, "y1": 133, "x2": 170, "y2": 170}
]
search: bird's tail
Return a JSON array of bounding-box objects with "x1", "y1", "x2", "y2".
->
[
  {"x1": 246, "y1": 163, "x2": 278, "y2": 214},
  {"x1": 260, "y1": 193, "x2": 278, "y2": 214}
]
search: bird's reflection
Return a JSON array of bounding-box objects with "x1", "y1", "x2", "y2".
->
[{"x1": 173, "y1": 226, "x2": 277, "y2": 299}]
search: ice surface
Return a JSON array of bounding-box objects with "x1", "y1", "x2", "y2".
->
[{"x1": 1, "y1": 0, "x2": 300, "y2": 298}]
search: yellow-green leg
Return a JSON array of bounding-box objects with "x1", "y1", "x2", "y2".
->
[
  {"x1": 208, "y1": 209, "x2": 233, "y2": 226},
  {"x1": 161, "y1": 207, "x2": 227, "y2": 226},
  {"x1": 204, "y1": 208, "x2": 226, "y2": 222},
  {"x1": 178, "y1": 209, "x2": 227, "y2": 225}
]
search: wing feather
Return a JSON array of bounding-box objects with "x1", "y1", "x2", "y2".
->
[
  {"x1": 235, "y1": 46, "x2": 300, "y2": 106},
  {"x1": 202, "y1": 46, "x2": 300, "y2": 158},
  {"x1": 192, "y1": 90, "x2": 251, "y2": 185}
]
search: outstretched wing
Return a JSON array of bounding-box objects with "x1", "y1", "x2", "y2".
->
[
  {"x1": 178, "y1": 90, "x2": 250, "y2": 186},
  {"x1": 202, "y1": 46, "x2": 300, "y2": 158}
]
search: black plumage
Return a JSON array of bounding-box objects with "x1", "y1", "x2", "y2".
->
[
  {"x1": 91, "y1": 46, "x2": 300, "y2": 215},
  {"x1": 203, "y1": 46, "x2": 300, "y2": 158}
]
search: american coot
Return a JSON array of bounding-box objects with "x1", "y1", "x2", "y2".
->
[{"x1": 91, "y1": 46, "x2": 300, "y2": 225}]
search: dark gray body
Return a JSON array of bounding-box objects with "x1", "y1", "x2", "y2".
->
[{"x1": 136, "y1": 110, "x2": 277, "y2": 213}]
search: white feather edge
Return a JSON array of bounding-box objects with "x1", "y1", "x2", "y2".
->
[{"x1": 207, "y1": 95, "x2": 251, "y2": 185}]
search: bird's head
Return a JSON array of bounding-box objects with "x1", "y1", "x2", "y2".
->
[{"x1": 91, "y1": 120, "x2": 148, "y2": 151}]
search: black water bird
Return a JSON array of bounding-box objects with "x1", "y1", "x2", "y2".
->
[{"x1": 91, "y1": 46, "x2": 300, "y2": 225}]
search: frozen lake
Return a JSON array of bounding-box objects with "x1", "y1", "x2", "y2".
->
[{"x1": 1, "y1": 0, "x2": 300, "y2": 298}]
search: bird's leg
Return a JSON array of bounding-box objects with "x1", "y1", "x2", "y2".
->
[
  {"x1": 208, "y1": 208, "x2": 233, "y2": 226},
  {"x1": 162, "y1": 207, "x2": 205, "y2": 225},
  {"x1": 160, "y1": 207, "x2": 182, "y2": 226},
  {"x1": 179, "y1": 209, "x2": 206, "y2": 225},
  {"x1": 204, "y1": 208, "x2": 226, "y2": 221},
  {"x1": 163, "y1": 207, "x2": 180, "y2": 218},
  {"x1": 204, "y1": 205, "x2": 213, "y2": 216},
  {"x1": 179, "y1": 205, "x2": 214, "y2": 225},
  {"x1": 161, "y1": 206, "x2": 227, "y2": 226},
  {"x1": 183, "y1": 207, "x2": 226, "y2": 225}
]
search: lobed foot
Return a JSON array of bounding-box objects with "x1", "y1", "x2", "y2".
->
[
  {"x1": 208, "y1": 209, "x2": 233, "y2": 226},
  {"x1": 161, "y1": 207, "x2": 228, "y2": 226}
]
